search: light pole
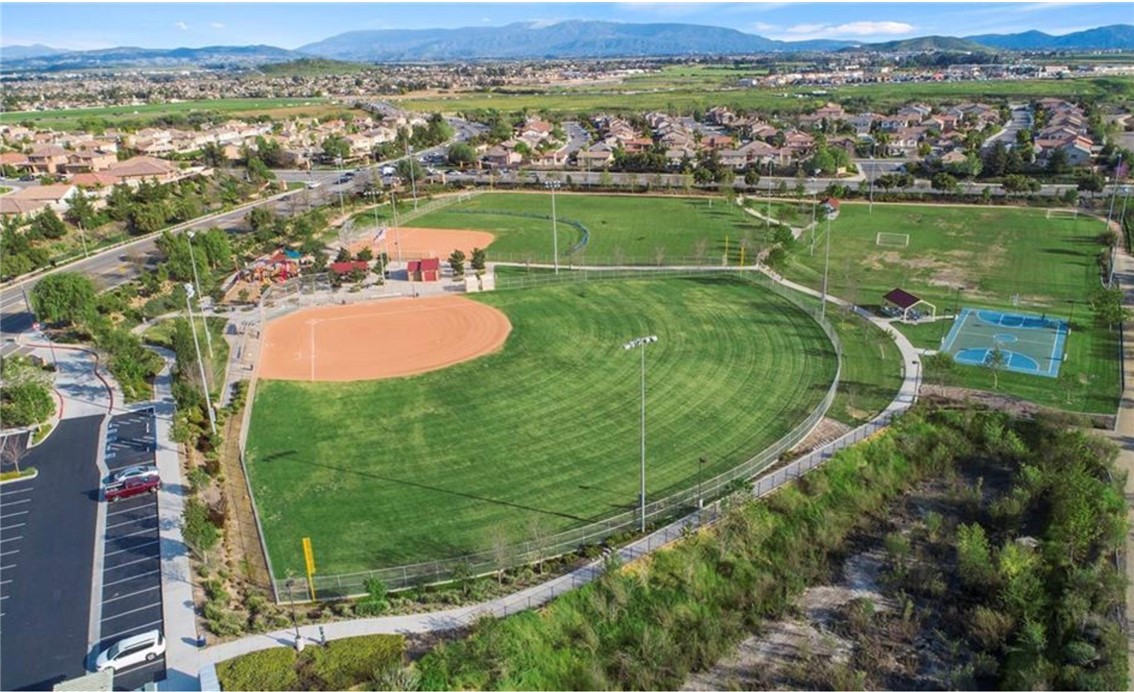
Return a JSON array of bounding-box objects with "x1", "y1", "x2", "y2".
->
[
  {"x1": 405, "y1": 141, "x2": 419, "y2": 211},
  {"x1": 868, "y1": 146, "x2": 875, "y2": 214},
  {"x1": 697, "y1": 457, "x2": 707, "y2": 509},
  {"x1": 186, "y1": 231, "x2": 214, "y2": 360},
  {"x1": 184, "y1": 283, "x2": 217, "y2": 435},
  {"x1": 77, "y1": 220, "x2": 89, "y2": 257},
  {"x1": 285, "y1": 577, "x2": 303, "y2": 652},
  {"x1": 820, "y1": 212, "x2": 833, "y2": 321},
  {"x1": 334, "y1": 156, "x2": 346, "y2": 218},
  {"x1": 545, "y1": 180, "x2": 561, "y2": 274},
  {"x1": 623, "y1": 335, "x2": 658, "y2": 533},
  {"x1": 911, "y1": 359, "x2": 921, "y2": 402},
  {"x1": 366, "y1": 189, "x2": 388, "y2": 288},
  {"x1": 809, "y1": 191, "x2": 818, "y2": 256}
]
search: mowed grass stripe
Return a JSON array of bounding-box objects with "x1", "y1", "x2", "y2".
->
[{"x1": 247, "y1": 277, "x2": 836, "y2": 575}]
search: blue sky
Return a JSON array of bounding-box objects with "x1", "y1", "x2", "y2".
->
[{"x1": 1, "y1": 2, "x2": 1127, "y2": 51}]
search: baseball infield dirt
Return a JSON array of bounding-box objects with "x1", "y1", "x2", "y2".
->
[
  {"x1": 258, "y1": 295, "x2": 512, "y2": 382},
  {"x1": 353, "y1": 227, "x2": 496, "y2": 260}
]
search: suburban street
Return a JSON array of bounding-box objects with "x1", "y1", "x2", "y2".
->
[{"x1": 0, "y1": 415, "x2": 103, "y2": 692}]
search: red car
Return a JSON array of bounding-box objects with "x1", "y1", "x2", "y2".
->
[{"x1": 105, "y1": 475, "x2": 160, "y2": 502}]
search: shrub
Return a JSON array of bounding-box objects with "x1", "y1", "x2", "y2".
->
[
  {"x1": 311, "y1": 635, "x2": 405, "y2": 690},
  {"x1": 216, "y1": 646, "x2": 298, "y2": 691},
  {"x1": 183, "y1": 498, "x2": 220, "y2": 555}
]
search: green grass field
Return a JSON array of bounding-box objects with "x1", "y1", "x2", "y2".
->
[
  {"x1": 0, "y1": 97, "x2": 344, "y2": 130},
  {"x1": 781, "y1": 202, "x2": 1120, "y2": 413},
  {"x1": 395, "y1": 76, "x2": 1134, "y2": 116},
  {"x1": 410, "y1": 192, "x2": 768, "y2": 264},
  {"x1": 246, "y1": 277, "x2": 838, "y2": 575}
]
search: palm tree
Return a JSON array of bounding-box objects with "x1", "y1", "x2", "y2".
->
[{"x1": 985, "y1": 346, "x2": 1007, "y2": 390}]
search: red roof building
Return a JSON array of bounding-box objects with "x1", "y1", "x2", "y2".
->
[
  {"x1": 329, "y1": 260, "x2": 370, "y2": 276},
  {"x1": 407, "y1": 257, "x2": 441, "y2": 282}
]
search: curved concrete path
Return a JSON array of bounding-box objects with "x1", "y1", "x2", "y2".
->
[{"x1": 183, "y1": 262, "x2": 922, "y2": 691}]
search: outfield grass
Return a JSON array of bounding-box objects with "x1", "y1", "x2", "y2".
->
[
  {"x1": 246, "y1": 277, "x2": 837, "y2": 575},
  {"x1": 410, "y1": 192, "x2": 769, "y2": 264},
  {"x1": 781, "y1": 202, "x2": 1119, "y2": 413}
]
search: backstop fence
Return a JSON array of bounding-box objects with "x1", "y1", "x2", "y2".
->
[{"x1": 270, "y1": 267, "x2": 845, "y2": 601}]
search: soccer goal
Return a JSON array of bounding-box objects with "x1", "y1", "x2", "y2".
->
[
  {"x1": 876, "y1": 232, "x2": 910, "y2": 248},
  {"x1": 1045, "y1": 208, "x2": 1079, "y2": 220}
]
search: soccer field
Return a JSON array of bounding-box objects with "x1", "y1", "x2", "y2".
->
[
  {"x1": 410, "y1": 192, "x2": 768, "y2": 265},
  {"x1": 245, "y1": 276, "x2": 838, "y2": 577}
]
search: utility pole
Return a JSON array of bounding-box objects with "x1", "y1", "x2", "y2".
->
[
  {"x1": 545, "y1": 180, "x2": 561, "y2": 274},
  {"x1": 821, "y1": 214, "x2": 833, "y2": 321},
  {"x1": 186, "y1": 231, "x2": 214, "y2": 360},
  {"x1": 405, "y1": 141, "x2": 419, "y2": 211}
]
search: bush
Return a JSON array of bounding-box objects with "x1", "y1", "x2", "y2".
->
[
  {"x1": 183, "y1": 498, "x2": 220, "y2": 555},
  {"x1": 310, "y1": 635, "x2": 405, "y2": 690},
  {"x1": 216, "y1": 646, "x2": 298, "y2": 691}
]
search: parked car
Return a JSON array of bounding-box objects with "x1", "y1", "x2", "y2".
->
[
  {"x1": 109, "y1": 464, "x2": 159, "y2": 484},
  {"x1": 105, "y1": 475, "x2": 160, "y2": 503},
  {"x1": 95, "y1": 630, "x2": 166, "y2": 672}
]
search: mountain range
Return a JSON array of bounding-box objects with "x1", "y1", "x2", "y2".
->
[{"x1": 2, "y1": 21, "x2": 1131, "y2": 69}]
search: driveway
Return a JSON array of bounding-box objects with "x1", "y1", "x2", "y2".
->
[{"x1": 0, "y1": 415, "x2": 102, "y2": 691}]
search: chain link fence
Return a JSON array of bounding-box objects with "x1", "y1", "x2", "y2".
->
[{"x1": 272, "y1": 269, "x2": 844, "y2": 602}]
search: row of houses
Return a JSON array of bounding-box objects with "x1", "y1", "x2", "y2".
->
[{"x1": 1032, "y1": 98, "x2": 1095, "y2": 167}]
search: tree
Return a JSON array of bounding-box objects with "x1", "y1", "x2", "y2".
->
[
  {"x1": 984, "y1": 346, "x2": 1007, "y2": 390},
  {"x1": 31, "y1": 272, "x2": 98, "y2": 326},
  {"x1": 470, "y1": 247, "x2": 486, "y2": 275},
  {"x1": 246, "y1": 206, "x2": 276, "y2": 234},
  {"x1": 335, "y1": 247, "x2": 352, "y2": 263},
  {"x1": 447, "y1": 142, "x2": 476, "y2": 167},
  {"x1": 0, "y1": 434, "x2": 29, "y2": 475},
  {"x1": 396, "y1": 158, "x2": 425, "y2": 181},
  {"x1": 0, "y1": 356, "x2": 54, "y2": 429},
  {"x1": 1046, "y1": 147, "x2": 1070, "y2": 175},
  {"x1": 31, "y1": 208, "x2": 67, "y2": 240},
  {"x1": 1090, "y1": 285, "x2": 1127, "y2": 331},
  {"x1": 931, "y1": 172, "x2": 959, "y2": 192},
  {"x1": 66, "y1": 189, "x2": 98, "y2": 229},
  {"x1": 448, "y1": 249, "x2": 466, "y2": 278},
  {"x1": 322, "y1": 134, "x2": 350, "y2": 162},
  {"x1": 1077, "y1": 173, "x2": 1105, "y2": 196}
]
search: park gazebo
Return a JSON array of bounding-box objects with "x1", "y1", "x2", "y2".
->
[{"x1": 882, "y1": 287, "x2": 937, "y2": 321}]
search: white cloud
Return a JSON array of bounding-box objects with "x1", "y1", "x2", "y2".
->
[
  {"x1": 752, "y1": 22, "x2": 778, "y2": 32},
  {"x1": 175, "y1": 21, "x2": 189, "y2": 31},
  {"x1": 210, "y1": 22, "x2": 225, "y2": 30},
  {"x1": 527, "y1": 18, "x2": 563, "y2": 28},
  {"x1": 771, "y1": 20, "x2": 916, "y2": 41}
]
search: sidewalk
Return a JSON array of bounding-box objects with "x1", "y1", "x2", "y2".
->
[{"x1": 1104, "y1": 243, "x2": 1134, "y2": 691}]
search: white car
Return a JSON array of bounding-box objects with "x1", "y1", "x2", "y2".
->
[
  {"x1": 95, "y1": 630, "x2": 166, "y2": 672},
  {"x1": 110, "y1": 464, "x2": 159, "y2": 484}
]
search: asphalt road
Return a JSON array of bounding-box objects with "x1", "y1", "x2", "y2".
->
[{"x1": 0, "y1": 415, "x2": 102, "y2": 692}]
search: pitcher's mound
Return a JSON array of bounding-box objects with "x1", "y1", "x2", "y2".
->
[{"x1": 259, "y1": 295, "x2": 511, "y2": 382}]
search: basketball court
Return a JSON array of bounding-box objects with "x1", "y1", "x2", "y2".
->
[
  {"x1": 941, "y1": 307, "x2": 1069, "y2": 378},
  {"x1": 258, "y1": 295, "x2": 512, "y2": 382}
]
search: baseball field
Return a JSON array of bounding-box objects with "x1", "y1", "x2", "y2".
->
[{"x1": 245, "y1": 275, "x2": 838, "y2": 576}]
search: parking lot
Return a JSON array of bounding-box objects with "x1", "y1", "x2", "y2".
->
[
  {"x1": 0, "y1": 419, "x2": 101, "y2": 691},
  {"x1": 96, "y1": 408, "x2": 166, "y2": 691}
]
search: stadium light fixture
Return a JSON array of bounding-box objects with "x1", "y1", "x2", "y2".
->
[
  {"x1": 185, "y1": 230, "x2": 213, "y2": 360},
  {"x1": 545, "y1": 180, "x2": 561, "y2": 274},
  {"x1": 184, "y1": 283, "x2": 217, "y2": 435},
  {"x1": 623, "y1": 335, "x2": 658, "y2": 532}
]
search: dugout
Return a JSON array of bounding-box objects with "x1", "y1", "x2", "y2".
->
[{"x1": 882, "y1": 287, "x2": 937, "y2": 321}]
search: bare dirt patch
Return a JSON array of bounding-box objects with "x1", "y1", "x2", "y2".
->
[
  {"x1": 258, "y1": 295, "x2": 511, "y2": 382},
  {"x1": 351, "y1": 227, "x2": 496, "y2": 261}
]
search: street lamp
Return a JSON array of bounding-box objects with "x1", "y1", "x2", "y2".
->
[
  {"x1": 77, "y1": 220, "x2": 89, "y2": 258},
  {"x1": 184, "y1": 283, "x2": 217, "y2": 435},
  {"x1": 186, "y1": 231, "x2": 214, "y2": 360},
  {"x1": 365, "y1": 189, "x2": 389, "y2": 290},
  {"x1": 868, "y1": 145, "x2": 876, "y2": 214},
  {"x1": 405, "y1": 141, "x2": 419, "y2": 211},
  {"x1": 285, "y1": 577, "x2": 303, "y2": 652},
  {"x1": 809, "y1": 190, "x2": 818, "y2": 256},
  {"x1": 623, "y1": 335, "x2": 658, "y2": 533},
  {"x1": 334, "y1": 156, "x2": 346, "y2": 218},
  {"x1": 545, "y1": 180, "x2": 561, "y2": 274}
]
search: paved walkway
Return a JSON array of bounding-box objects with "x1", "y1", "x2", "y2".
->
[
  {"x1": 192, "y1": 262, "x2": 923, "y2": 685},
  {"x1": 1105, "y1": 243, "x2": 1134, "y2": 690}
]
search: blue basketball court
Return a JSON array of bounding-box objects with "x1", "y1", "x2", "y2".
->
[{"x1": 941, "y1": 308, "x2": 1068, "y2": 378}]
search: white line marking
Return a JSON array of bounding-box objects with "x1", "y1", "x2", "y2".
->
[
  {"x1": 103, "y1": 571, "x2": 159, "y2": 588},
  {"x1": 0, "y1": 537, "x2": 23, "y2": 544},
  {"x1": 0, "y1": 523, "x2": 25, "y2": 531},
  {"x1": 101, "y1": 601, "x2": 162, "y2": 621},
  {"x1": 0, "y1": 499, "x2": 30, "y2": 507},
  {"x1": 104, "y1": 539, "x2": 160, "y2": 557},
  {"x1": 0, "y1": 488, "x2": 33, "y2": 496},
  {"x1": 0, "y1": 564, "x2": 15, "y2": 570},
  {"x1": 103, "y1": 555, "x2": 157, "y2": 572},
  {"x1": 1, "y1": 580, "x2": 12, "y2": 585},
  {"x1": 111, "y1": 527, "x2": 157, "y2": 541},
  {"x1": 107, "y1": 655, "x2": 165, "y2": 673},
  {"x1": 0, "y1": 550, "x2": 19, "y2": 557},
  {"x1": 0, "y1": 512, "x2": 28, "y2": 520},
  {"x1": 106, "y1": 618, "x2": 164, "y2": 640},
  {"x1": 107, "y1": 503, "x2": 155, "y2": 517},
  {"x1": 107, "y1": 514, "x2": 157, "y2": 530},
  {"x1": 102, "y1": 584, "x2": 160, "y2": 604}
]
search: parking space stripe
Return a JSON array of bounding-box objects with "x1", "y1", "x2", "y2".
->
[
  {"x1": 0, "y1": 511, "x2": 29, "y2": 520},
  {"x1": 0, "y1": 536, "x2": 23, "y2": 543},
  {"x1": 0, "y1": 499, "x2": 30, "y2": 507},
  {"x1": 0, "y1": 549, "x2": 18, "y2": 557},
  {"x1": 101, "y1": 602, "x2": 161, "y2": 622},
  {"x1": 0, "y1": 487, "x2": 34, "y2": 496},
  {"x1": 103, "y1": 585, "x2": 160, "y2": 604},
  {"x1": 103, "y1": 571, "x2": 159, "y2": 588},
  {"x1": 110, "y1": 527, "x2": 157, "y2": 541},
  {"x1": 109, "y1": 656, "x2": 165, "y2": 673},
  {"x1": 104, "y1": 619, "x2": 164, "y2": 640},
  {"x1": 104, "y1": 539, "x2": 160, "y2": 557},
  {"x1": 1, "y1": 523, "x2": 26, "y2": 531},
  {"x1": 107, "y1": 504, "x2": 153, "y2": 517},
  {"x1": 107, "y1": 513, "x2": 157, "y2": 529},
  {"x1": 103, "y1": 554, "x2": 157, "y2": 572}
]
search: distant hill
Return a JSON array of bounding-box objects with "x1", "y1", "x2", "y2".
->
[
  {"x1": 296, "y1": 20, "x2": 858, "y2": 61},
  {"x1": 2, "y1": 44, "x2": 301, "y2": 71},
  {"x1": 966, "y1": 25, "x2": 1134, "y2": 51},
  {"x1": 257, "y1": 57, "x2": 374, "y2": 76},
  {"x1": 1, "y1": 44, "x2": 67, "y2": 60},
  {"x1": 855, "y1": 36, "x2": 992, "y2": 53}
]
